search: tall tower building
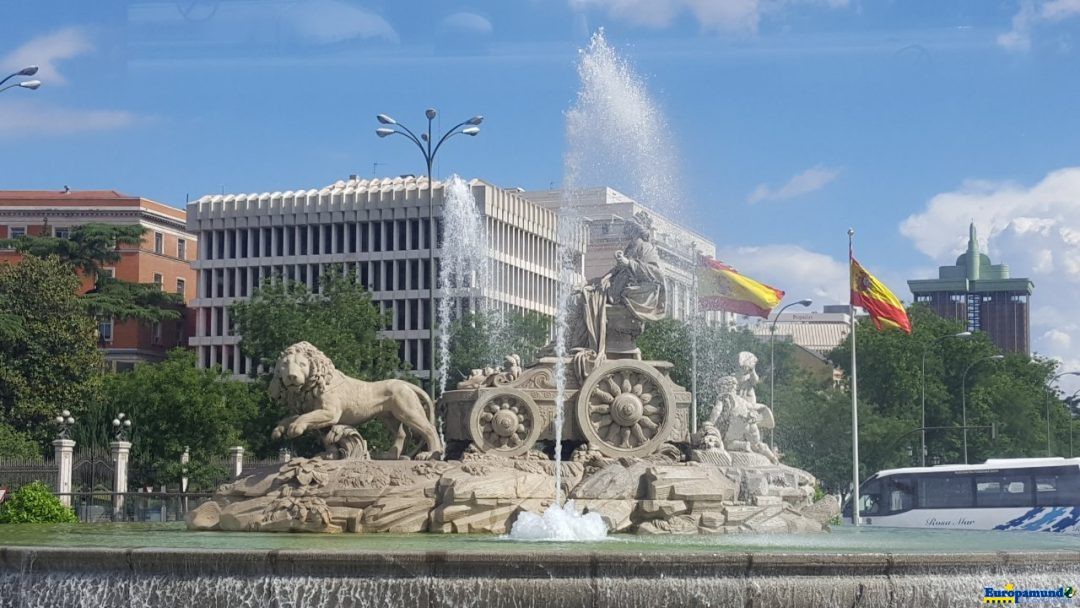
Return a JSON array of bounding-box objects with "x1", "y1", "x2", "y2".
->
[{"x1": 907, "y1": 223, "x2": 1034, "y2": 354}]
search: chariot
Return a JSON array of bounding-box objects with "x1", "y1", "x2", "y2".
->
[{"x1": 440, "y1": 356, "x2": 692, "y2": 459}]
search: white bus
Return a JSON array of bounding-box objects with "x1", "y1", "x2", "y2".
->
[{"x1": 842, "y1": 457, "x2": 1080, "y2": 533}]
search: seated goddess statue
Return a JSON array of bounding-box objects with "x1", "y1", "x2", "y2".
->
[{"x1": 543, "y1": 212, "x2": 666, "y2": 360}]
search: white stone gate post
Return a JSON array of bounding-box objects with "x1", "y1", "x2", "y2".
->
[
  {"x1": 110, "y1": 440, "x2": 131, "y2": 520},
  {"x1": 52, "y1": 439, "x2": 75, "y2": 507},
  {"x1": 229, "y1": 446, "x2": 244, "y2": 478}
]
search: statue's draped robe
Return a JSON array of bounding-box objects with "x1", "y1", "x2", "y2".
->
[{"x1": 569, "y1": 237, "x2": 666, "y2": 355}]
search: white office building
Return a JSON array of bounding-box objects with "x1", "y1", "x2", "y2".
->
[{"x1": 187, "y1": 176, "x2": 582, "y2": 380}]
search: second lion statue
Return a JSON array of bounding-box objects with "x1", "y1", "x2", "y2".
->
[{"x1": 269, "y1": 341, "x2": 443, "y2": 459}]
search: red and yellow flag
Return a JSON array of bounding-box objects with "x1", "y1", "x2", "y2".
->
[
  {"x1": 697, "y1": 256, "x2": 785, "y2": 319},
  {"x1": 850, "y1": 257, "x2": 911, "y2": 333}
]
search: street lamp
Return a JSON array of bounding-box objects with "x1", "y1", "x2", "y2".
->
[
  {"x1": 919, "y1": 331, "x2": 971, "y2": 466},
  {"x1": 112, "y1": 412, "x2": 132, "y2": 441},
  {"x1": 375, "y1": 109, "x2": 482, "y2": 400},
  {"x1": 961, "y1": 354, "x2": 1004, "y2": 464},
  {"x1": 0, "y1": 65, "x2": 40, "y2": 94},
  {"x1": 1044, "y1": 371, "x2": 1080, "y2": 457},
  {"x1": 768, "y1": 298, "x2": 812, "y2": 447},
  {"x1": 54, "y1": 410, "x2": 76, "y2": 440}
]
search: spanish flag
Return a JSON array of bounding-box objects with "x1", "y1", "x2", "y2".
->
[
  {"x1": 697, "y1": 256, "x2": 785, "y2": 319},
  {"x1": 850, "y1": 257, "x2": 911, "y2": 333}
]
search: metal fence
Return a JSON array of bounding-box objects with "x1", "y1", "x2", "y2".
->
[
  {"x1": 58, "y1": 492, "x2": 216, "y2": 523},
  {"x1": 0, "y1": 456, "x2": 56, "y2": 491}
]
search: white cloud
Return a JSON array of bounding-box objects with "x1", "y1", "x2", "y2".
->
[
  {"x1": 0, "y1": 101, "x2": 142, "y2": 136},
  {"x1": 746, "y1": 165, "x2": 840, "y2": 204},
  {"x1": 901, "y1": 166, "x2": 1080, "y2": 386},
  {"x1": 714, "y1": 243, "x2": 850, "y2": 304},
  {"x1": 568, "y1": 0, "x2": 848, "y2": 34},
  {"x1": 285, "y1": 0, "x2": 399, "y2": 45},
  {"x1": 2, "y1": 27, "x2": 93, "y2": 85},
  {"x1": 998, "y1": 0, "x2": 1080, "y2": 52},
  {"x1": 441, "y1": 12, "x2": 494, "y2": 35}
]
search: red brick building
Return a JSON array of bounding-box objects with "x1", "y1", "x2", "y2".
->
[{"x1": 0, "y1": 190, "x2": 198, "y2": 370}]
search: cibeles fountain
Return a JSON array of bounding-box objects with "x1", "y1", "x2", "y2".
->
[{"x1": 185, "y1": 212, "x2": 838, "y2": 536}]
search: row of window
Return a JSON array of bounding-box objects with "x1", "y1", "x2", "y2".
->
[
  {"x1": 100, "y1": 268, "x2": 186, "y2": 297},
  {"x1": 200, "y1": 338, "x2": 435, "y2": 376},
  {"x1": 97, "y1": 318, "x2": 184, "y2": 347},
  {"x1": 856, "y1": 467, "x2": 1080, "y2": 515}
]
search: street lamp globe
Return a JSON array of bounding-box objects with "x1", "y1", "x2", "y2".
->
[
  {"x1": 467, "y1": 115, "x2": 484, "y2": 125},
  {"x1": 18, "y1": 66, "x2": 38, "y2": 76},
  {"x1": 376, "y1": 128, "x2": 395, "y2": 138},
  {"x1": 19, "y1": 80, "x2": 41, "y2": 90},
  {"x1": 376, "y1": 114, "x2": 396, "y2": 125},
  {"x1": 462, "y1": 126, "x2": 480, "y2": 136}
]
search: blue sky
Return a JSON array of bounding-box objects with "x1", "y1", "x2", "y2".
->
[{"x1": 4, "y1": 0, "x2": 1080, "y2": 373}]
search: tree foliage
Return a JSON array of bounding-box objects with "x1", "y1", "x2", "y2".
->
[
  {"x1": 442, "y1": 310, "x2": 551, "y2": 390},
  {"x1": 0, "y1": 256, "x2": 103, "y2": 450},
  {"x1": 0, "y1": 223, "x2": 145, "y2": 279},
  {"x1": 0, "y1": 481, "x2": 78, "y2": 524},
  {"x1": 230, "y1": 269, "x2": 402, "y2": 380},
  {"x1": 82, "y1": 277, "x2": 183, "y2": 323}
]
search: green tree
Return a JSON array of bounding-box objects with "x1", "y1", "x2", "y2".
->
[
  {"x1": 93, "y1": 349, "x2": 270, "y2": 489},
  {"x1": 230, "y1": 269, "x2": 402, "y2": 380},
  {"x1": 0, "y1": 481, "x2": 78, "y2": 523},
  {"x1": 81, "y1": 277, "x2": 182, "y2": 323},
  {"x1": 0, "y1": 256, "x2": 103, "y2": 450},
  {"x1": 443, "y1": 310, "x2": 551, "y2": 390},
  {"x1": 0, "y1": 223, "x2": 145, "y2": 279}
]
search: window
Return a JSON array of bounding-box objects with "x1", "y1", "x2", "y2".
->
[
  {"x1": 151, "y1": 322, "x2": 162, "y2": 345},
  {"x1": 9, "y1": 226, "x2": 26, "y2": 239},
  {"x1": 177, "y1": 239, "x2": 187, "y2": 260},
  {"x1": 98, "y1": 319, "x2": 114, "y2": 343},
  {"x1": 153, "y1": 273, "x2": 163, "y2": 288},
  {"x1": 154, "y1": 232, "x2": 164, "y2": 254},
  {"x1": 54, "y1": 227, "x2": 70, "y2": 239},
  {"x1": 976, "y1": 473, "x2": 1032, "y2": 508},
  {"x1": 101, "y1": 267, "x2": 116, "y2": 279},
  {"x1": 176, "y1": 278, "x2": 186, "y2": 297},
  {"x1": 917, "y1": 474, "x2": 974, "y2": 509}
]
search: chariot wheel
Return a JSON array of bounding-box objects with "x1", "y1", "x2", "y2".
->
[
  {"x1": 468, "y1": 389, "x2": 542, "y2": 457},
  {"x1": 575, "y1": 360, "x2": 676, "y2": 458}
]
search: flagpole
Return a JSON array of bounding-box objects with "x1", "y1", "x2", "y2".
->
[
  {"x1": 848, "y1": 228, "x2": 861, "y2": 527},
  {"x1": 690, "y1": 248, "x2": 699, "y2": 436}
]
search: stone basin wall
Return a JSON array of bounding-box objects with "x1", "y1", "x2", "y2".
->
[{"x1": 187, "y1": 451, "x2": 840, "y2": 534}]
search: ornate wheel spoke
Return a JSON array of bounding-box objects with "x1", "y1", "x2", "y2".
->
[
  {"x1": 577, "y1": 361, "x2": 676, "y2": 458},
  {"x1": 469, "y1": 390, "x2": 542, "y2": 457}
]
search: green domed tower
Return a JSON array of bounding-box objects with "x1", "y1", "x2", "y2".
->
[{"x1": 907, "y1": 222, "x2": 1034, "y2": 353}]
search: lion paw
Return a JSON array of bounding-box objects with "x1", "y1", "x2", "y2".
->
[
  {"x1": 286, "y1": 422, "x2": 307, "y2": 438},
  {"x1": 271, "y1": 426, "x2": 285, "y2": 440}
]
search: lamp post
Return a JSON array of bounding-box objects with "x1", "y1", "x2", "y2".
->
[
  {"x1": 919, "y1": 331, "x2": 971, "y2": 466},
  {"x1": 0, "y1": 65, "x2": 40, "y2": 94},
  {"x1": 961, "y1": 355, "x2": 1004, "y2": 464},
  {"x1": 768, "y1": 298, "x2": 812, "y2": 448},
  {"x1": 1044, "y1": 371, "x2": 1080, "y2": 457},
  {"x1": 112, "y1": 412, "x2": 132, "y2": 441},
  {"x1": 376, "y1": 109, "x2": 482, "y2": 399}
]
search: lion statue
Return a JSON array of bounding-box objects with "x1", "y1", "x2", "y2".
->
[{"x1": 269, "y1": 341, "x2": 443, "y2": 459}]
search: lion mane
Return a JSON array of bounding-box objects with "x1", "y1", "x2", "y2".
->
[{"x1": 270, "y1": 341, "x2": 339, "y2": 412}]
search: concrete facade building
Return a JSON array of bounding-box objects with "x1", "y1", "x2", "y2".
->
[
  {"x1": 187, "y1": 176, "x2": 582, "y2": 380},
  {"x1": 908, "y1": 223, "x2": 1034, "y2": 354},
  {"x1": 521, "y1": 187, "x2": 723, "y2": 325},
  {"x1": 0, "y1": 190, "x2": 197, "y2": 369}
]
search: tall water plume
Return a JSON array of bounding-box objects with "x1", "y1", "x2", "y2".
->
[{"x1": 435, "y1": 176, "x2": 488, "y2": 404}]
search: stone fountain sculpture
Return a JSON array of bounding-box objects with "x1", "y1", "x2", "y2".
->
[{"x1": 187, "y1": 214, "x2": 839, "y2": 534}]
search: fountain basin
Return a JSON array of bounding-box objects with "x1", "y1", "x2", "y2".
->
[{"x1": 3, "y1": 525, "x2": 1080, "y2": 607}]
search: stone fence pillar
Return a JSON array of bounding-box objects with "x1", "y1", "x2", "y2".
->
[
  {"x1": 229, "y1": 446, "x2": 244, "y2": 478},
  {"x1": 110, "y1": 440, "x2": 132, "y2": 519},
  {"x1": 52, "y1": 439, "x2": 75, "y2": 507}
]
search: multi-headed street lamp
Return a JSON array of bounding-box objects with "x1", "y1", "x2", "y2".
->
[
  {"x1": 0, "y1": 65, "x2": 40, "y2": 94},
  {"x1": 960, "y1": 354, "x2": 1004, "y2": 464},
  {"x1": 768, "y1": 298, "x2": 812, "y2": 448},
  {"x1": 919, "y1": 331, "x2": 971, "y2": 466},
  {"x1": 376, "y1": 109, "x2": 482, "y2": 399}
]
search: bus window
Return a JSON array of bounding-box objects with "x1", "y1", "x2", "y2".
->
[
  {"x1": 918, "y1": 475, "x2": 973, "y2": 509},
  {"x1": 886, "y1": 476, "x2": 915, "y2": 513},
  {"x1": 976, "y1": 473, "x2": 1032, "y2": 508},
  {"x1": 1035, "y1": 472, "x2": 1080, "y2": 506}
]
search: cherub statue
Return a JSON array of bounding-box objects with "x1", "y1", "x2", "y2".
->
[
  {"x1": 711, "y1": 372, "x2": 778, "y2": 465},
  {"x1": 736, "y1": 351, "x2": 760, "y2": 404}
]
